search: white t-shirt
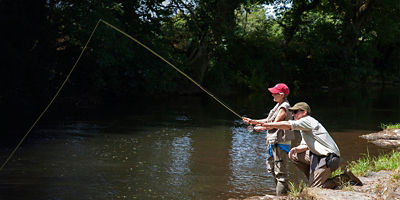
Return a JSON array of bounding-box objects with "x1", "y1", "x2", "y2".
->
[{"x1": 289, "y1": 116, "x2": 340, "y2": 156}]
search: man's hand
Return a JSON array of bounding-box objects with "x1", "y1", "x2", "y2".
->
[
  {"x1": 288, "y1": 148, "x2": 297, "y2": 160},
  {"x1": 289, "y1": 145, "x2": 308, "y2": 160},
  {"x1": 261, "y1": 122, "x2": 274, "y2": 130}
]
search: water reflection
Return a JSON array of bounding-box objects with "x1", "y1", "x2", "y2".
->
[
  {"x1": 229, "y1": 123, "x2": 275, "y2": 197},
  {"x1": 167, "y1": 135, "x2": 192, "y2": 186},
  {"x1": 0, "y1": 87, "x2": 399, "y2": 199}
]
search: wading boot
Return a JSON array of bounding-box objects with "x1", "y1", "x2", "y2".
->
[
  {"x1": 276, "y1": 181, "x2": 288, "y2": 196},
  {"x1": 340, "y1": 169, "x2": 363, "y2": 186}
]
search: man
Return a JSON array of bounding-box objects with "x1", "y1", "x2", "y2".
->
[{"x1": 254, "y1": 102, "x2": 362, "y2": 188}]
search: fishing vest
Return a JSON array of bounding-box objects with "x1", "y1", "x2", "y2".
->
[{"x1": 265, "y1": 100, "x2": 294, "y2": 144}]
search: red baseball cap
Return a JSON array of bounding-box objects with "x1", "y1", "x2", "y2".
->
[{"x1": 268, "y1": 83, "x2": 289, "y2": 95}]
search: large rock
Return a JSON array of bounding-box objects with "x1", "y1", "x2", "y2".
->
[
  {"x1": 360, "y1": 128, "x2": 400, "y2": 148},
  {"x1": 301, "y1": 187, "x2": 376, "y2": 199}
]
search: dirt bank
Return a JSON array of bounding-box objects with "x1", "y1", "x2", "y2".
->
[{"x1": 229, "y1": 168, "x2": 400, "y2": 199}]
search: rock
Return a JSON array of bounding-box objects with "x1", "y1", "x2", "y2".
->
[
  {"x1": 369, "y1": 139, "x2": 400, "y2": 148},
  {"x1": 228, "y1": 194, "x2": 287, "y2": 200},
  {"x1": 360, "y1": 128, "x2": 400, "y2": 148},
  {"x1": 360, "y1": 129, "x2": 400, "y2": 140},
  {"x1": 302, "y1": 187, "x2": 376, "y2": 200}
]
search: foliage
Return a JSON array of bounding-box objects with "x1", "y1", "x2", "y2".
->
[
  {"x1": 2, "y1": 0, "x2": 400, "y2": 104},
  {"x1": 380, "y1": 123, "x2": 400, "y2": 130}
]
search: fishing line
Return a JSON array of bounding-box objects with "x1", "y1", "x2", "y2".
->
[
  {"x1": 0, "y1": 20, "x2": 102, "y2": 171},
  {"x1": 0, "y1": 19, "x2": 242, "y2": 170},
  {"x1": 99, "y1": 20, "x2": 242, "y2": 118}
]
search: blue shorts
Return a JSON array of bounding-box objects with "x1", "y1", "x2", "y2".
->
[{"x1": 269, "y1": 144, "x2": 291, "y2": 157}]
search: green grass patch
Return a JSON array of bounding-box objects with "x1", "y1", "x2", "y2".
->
[
  {"x1": 380, "y1": 123, "x2": 400, "y2": 129},
  {"x1": 289, "y1": 180, "x2": 307, "y2": 198},
  {"x1": 374, "y1": 151, "x2": 400, "y2": 171},
  {"x1": 345, "y1": 150, "x2": 400, "y2": 176},
  {"x1": 330, "y1": 167, "x2": 343, "y2": 178}
]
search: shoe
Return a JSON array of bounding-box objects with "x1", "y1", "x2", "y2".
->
[
  {"x1": 343, "y1": 169, "x2": 363, "y2": 186},
  {"x1": 276, "y1": 181, "x2": 288, "y2": 196}
]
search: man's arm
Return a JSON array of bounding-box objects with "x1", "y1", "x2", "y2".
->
[
  {"x1": 254, "y1": 121, "x2": 292, "y2": 131},
  {"x1": 288, "y1": 144, "x2": 308, "y2": 160}
]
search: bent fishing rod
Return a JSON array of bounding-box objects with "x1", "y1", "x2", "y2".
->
[
  {"x1": 98, "y1": 20, "x2": 242, "y2": 119},
  {"x1": 0, "y1": 19, "x2": 243, "y2": 171}
]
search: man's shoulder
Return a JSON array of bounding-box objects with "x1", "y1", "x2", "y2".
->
[
  {"x1": 296, "y1": 116, "x2": 319, "y2": 128},
  {"x1": 303, "y1": 115, "x2": 318, "y2": 123}
]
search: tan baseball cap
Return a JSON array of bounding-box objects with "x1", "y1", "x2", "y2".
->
[{"x1": 289, "y1": 102, "x2": 311, "y2": 114}]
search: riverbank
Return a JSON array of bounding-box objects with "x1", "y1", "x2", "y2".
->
[
  {"x1": 300, "y1": 168, "x2": 400, "y2": 199},
  {"x1": 233, "y1": 155, "x2": 400, "y2": 200},
  {"x1": 234, "y1": 167, "x2": 400, "y2": 199},
  {"x1": 231, "y1": 128, "x2": 400, "y2": 200}
]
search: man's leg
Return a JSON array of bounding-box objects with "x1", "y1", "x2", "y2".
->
[
  {"x1": 310, "y1": 166, "x2": 332, "y2": 187},
  {"x1": 290, "y1": 150, "x2": 311, "y2": 180},
  {"x1": 309, "y1": 153, "x2": 338, "y2": 188}
]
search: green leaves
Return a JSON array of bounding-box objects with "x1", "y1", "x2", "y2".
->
[{"x1": 6, "y1": 0, "x2": 400, "y2": 100}]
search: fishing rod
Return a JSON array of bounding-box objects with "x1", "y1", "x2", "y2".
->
[
  {"x1": 98, "y1": 20, "x2": 243, "y2": 119},
  {"x1": 0, "y1": 19, "x2": 244, "y2": 171}
]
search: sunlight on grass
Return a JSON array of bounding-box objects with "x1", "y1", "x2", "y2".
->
[
  {"x1": 380, "y1": 123, "x2": 400, "y2": 129},
  {"x1": 348, "y1": 151, "x2": 400, "y2": 176},
  {"x1": 330, "y1": 167, "x2": 343, "y2": 178},
  {"x1": 375, "y1": 151, "x2": 400, "y2": 171},
  {"x1": 342, "y1": 183, "x2": 354, "y2": 191},
  {"x1": 348, "y1": 154, "x2": 374, "y2": 176},
  {"x1": 289, "y1": 180, "x2": 307, "y2": 198}
]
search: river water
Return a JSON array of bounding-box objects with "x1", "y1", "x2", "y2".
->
[{"x1": 0, "y1": 87, "x2": 399, "y2": 199}]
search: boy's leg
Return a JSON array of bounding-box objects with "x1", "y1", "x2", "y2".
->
[
  {"x1": 272, "y1": 146, "x2": 289, "y2": 195},
  {"x1": 266, "y1": 153, "x2": 276, "y2": 184}
]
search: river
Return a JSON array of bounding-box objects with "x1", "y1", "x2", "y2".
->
[{"x1": 0, "y1": 86, "x2": 399, "y2": 199}]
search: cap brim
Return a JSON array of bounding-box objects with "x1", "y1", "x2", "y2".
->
[
  {"x1": 268, "y1": 88, "x2": 280, "y2": 93},
  {"x1": 288, "y1": 106, "x2": 299, "y2": 111}
]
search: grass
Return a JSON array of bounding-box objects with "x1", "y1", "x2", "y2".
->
[
  {"x1": 343, "y1": 122, "x2": 400, "y2": 176},
  {"x1": 380, "y1": 123, "x2": 400, "y2": 129},
  {"x1": 336, "y1": 150, "x2": 400, "y2": 177},
  {"x1": 288, "y1": 180, "x2": 307, "y2": 198},
  {"x1": 391, "y1": 168, "x2": 400, "y2": 182},
  {"x1": 330, "y1": 167, "x2": 343, "y2": 178}
]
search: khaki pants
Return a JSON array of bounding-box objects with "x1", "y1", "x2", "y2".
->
[
  {"x1": 291, "y1": 150, "x2": 338, "y2": 188},
  {"x1": 267, "y1": 145, "x2": 289, "y2": 194}
]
